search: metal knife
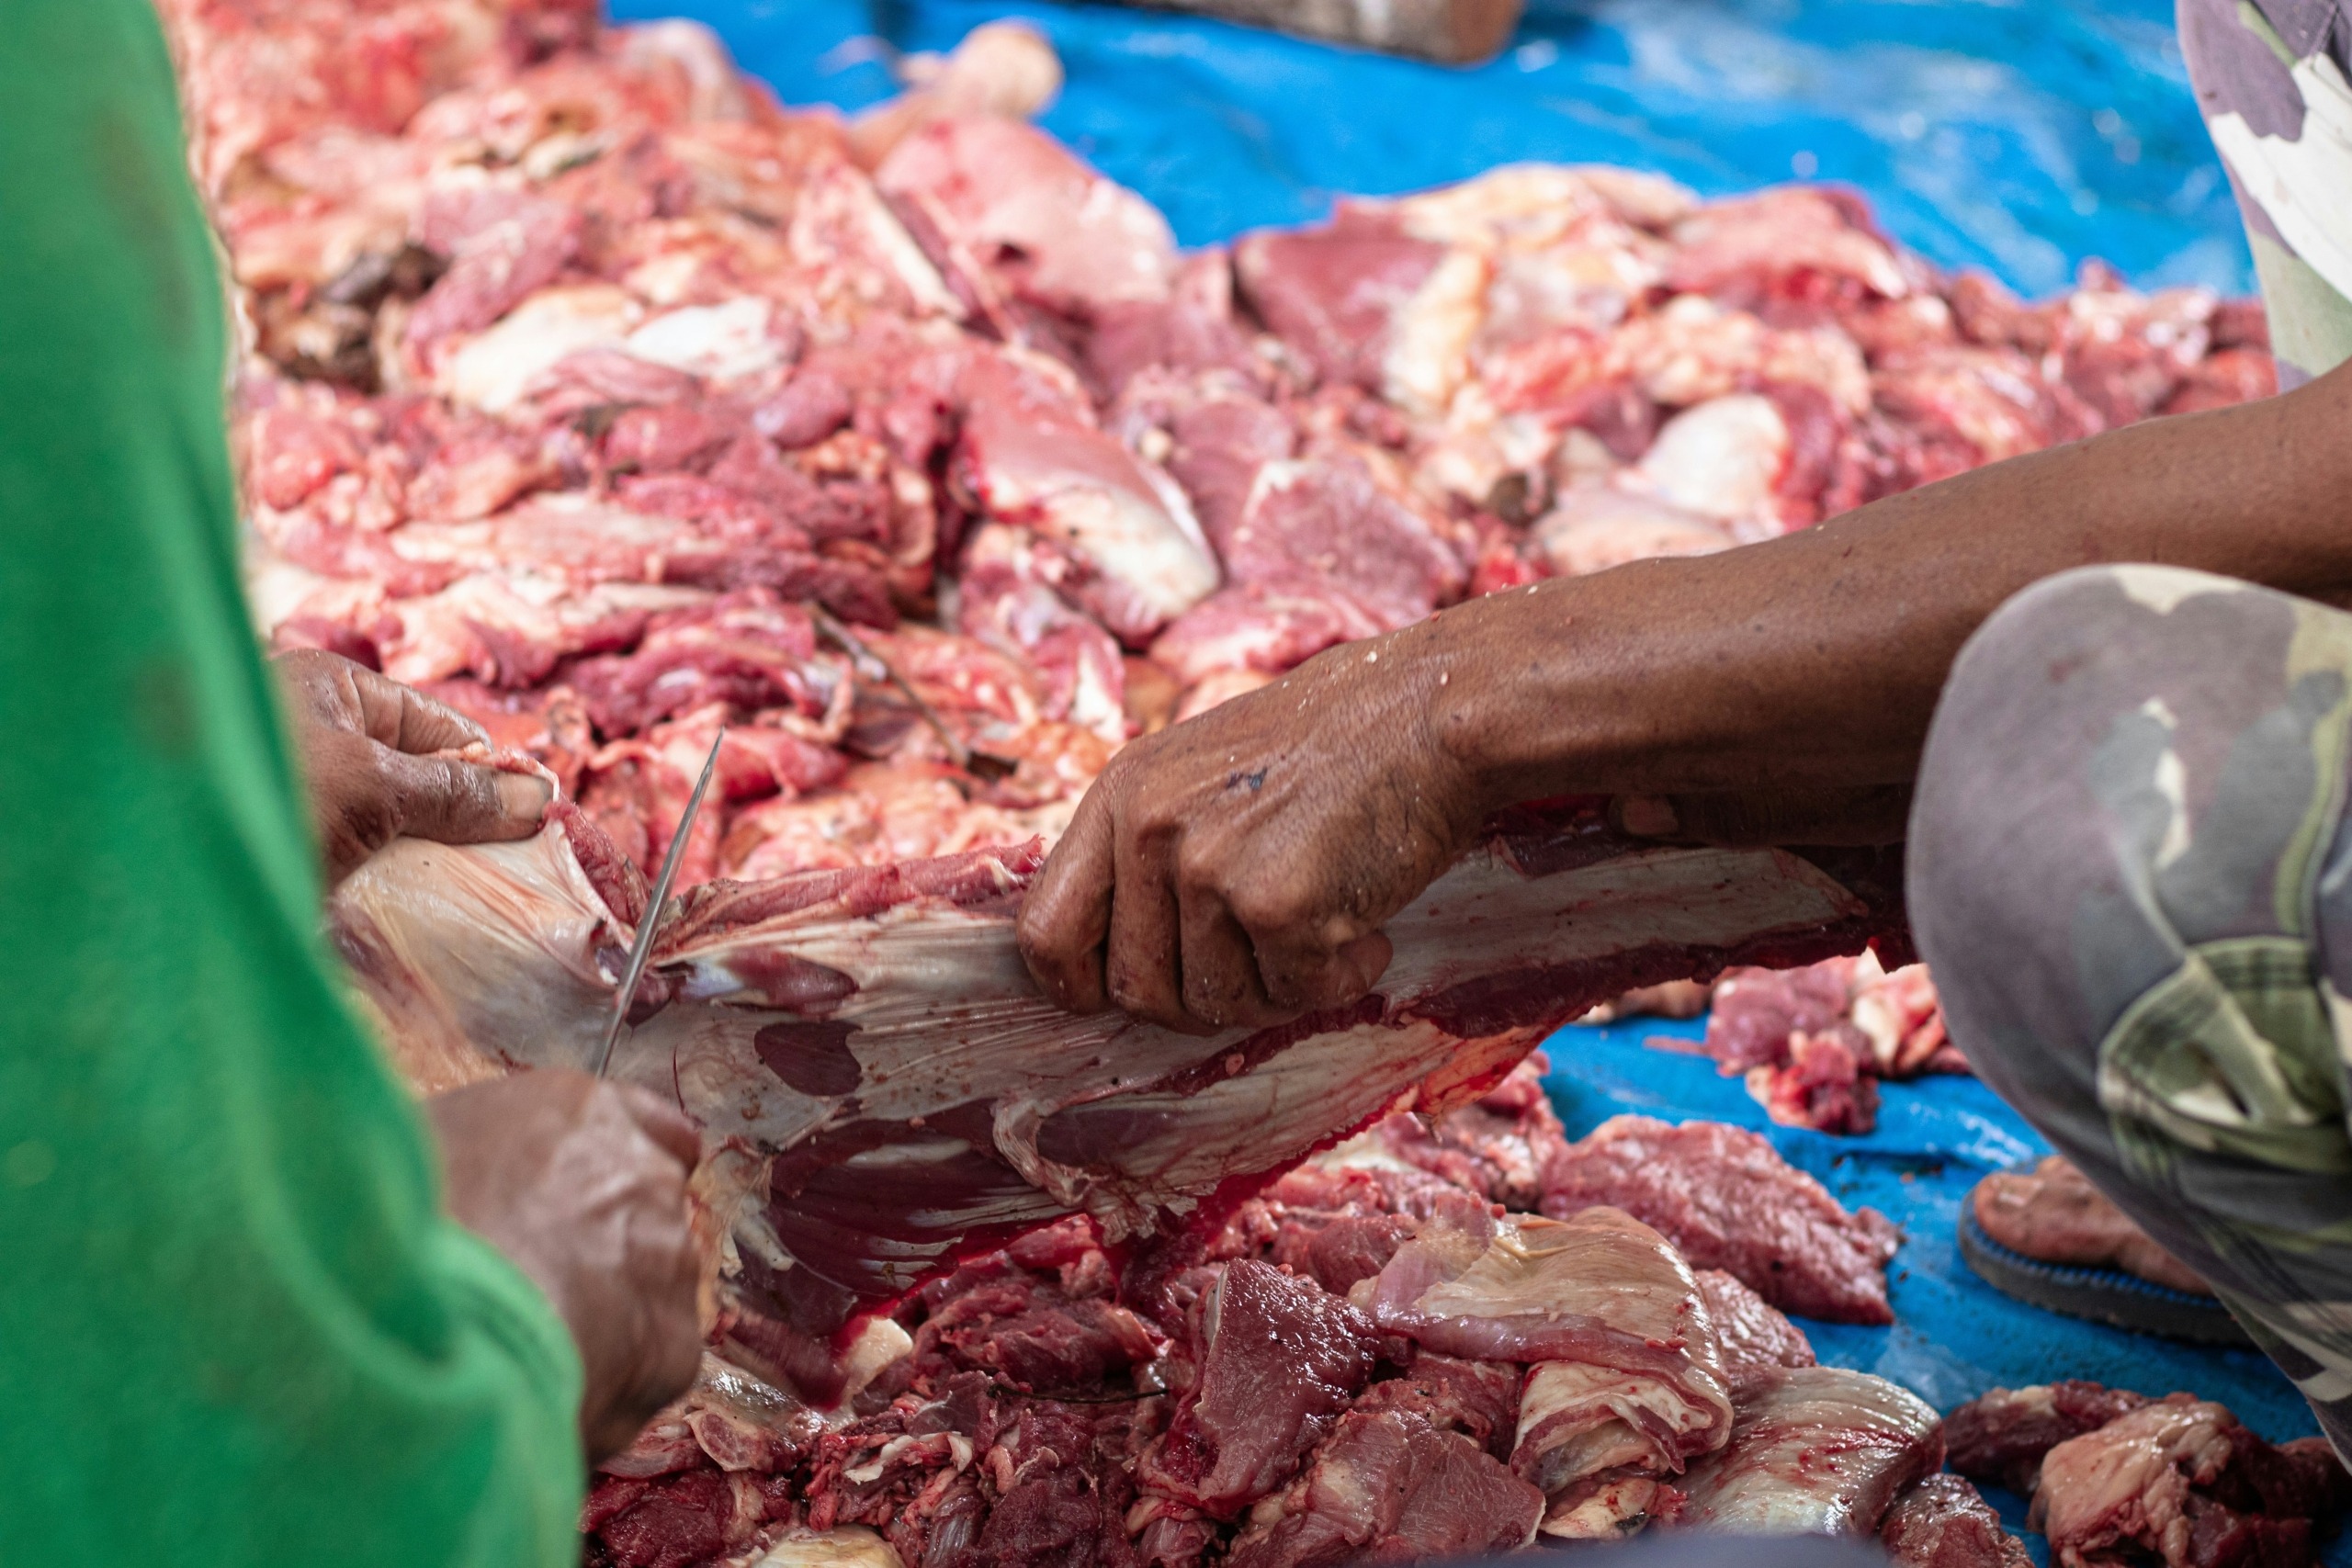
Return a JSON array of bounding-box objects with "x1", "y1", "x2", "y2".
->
[{"x1": 591, "y1": 728, "x2": 726, "y2": 1079}]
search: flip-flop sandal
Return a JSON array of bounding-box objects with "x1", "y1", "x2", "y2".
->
[{"x1": 1959, "y1": 1185, "x2": 2253, "y2": 1348}]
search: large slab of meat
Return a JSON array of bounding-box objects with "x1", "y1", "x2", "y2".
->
[{"x1": 333, "y1": 795, "x2": 1902, "y2": 1399}]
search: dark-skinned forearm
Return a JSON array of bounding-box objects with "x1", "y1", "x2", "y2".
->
[{"x1": 1405, "y1": 361, "x2": 2352, "y2": 813}]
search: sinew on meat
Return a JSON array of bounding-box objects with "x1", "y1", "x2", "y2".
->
[
  {"x1": 1355, "y1": 1203, "x2": 1736, "y2": 1537},
  {"x1": 1676, "y1": 1366, "x2": 1945, "y2": 1535}
]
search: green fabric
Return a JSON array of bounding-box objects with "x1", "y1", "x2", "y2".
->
[
  {"x1": 0, "y1": 3, "x2": 585, "y2": 1562},
  {"x1": 2250, "y1": 231, "x2": 2352, "y2": 382}
]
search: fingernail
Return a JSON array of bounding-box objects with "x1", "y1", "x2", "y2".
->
[
  {"x1": 1616, "y1": 795, "x2": 1678, "y2": 837},
  {"x1": 497, "y1": 772, "x2": 554, "y2": 826}
]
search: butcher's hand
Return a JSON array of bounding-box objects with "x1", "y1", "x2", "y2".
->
[
  {"x1": 428, "y1": 1070, "x2": 704, "y2": 1464},
  {"x1": 1019, "y1": 629, "x2": 1487, "y2": 1033},
  {"x1": 275, "y1": 649, "x2": 551, "y2": 886}
]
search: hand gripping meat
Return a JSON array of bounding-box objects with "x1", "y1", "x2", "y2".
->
[{"x1": 329, "y1": 800, "x2": 1903, "y2": 1404}]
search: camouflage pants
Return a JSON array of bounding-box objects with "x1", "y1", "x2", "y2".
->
[{"x1": 1911, "y1": 565, "x2": 2352, "y2": 1456}]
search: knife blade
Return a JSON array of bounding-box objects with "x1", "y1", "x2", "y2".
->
[{"x1": 591, "y1": 728, "x2": 726, "y2": 1078}]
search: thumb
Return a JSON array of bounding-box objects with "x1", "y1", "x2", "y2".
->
[
  {"x1": 379, "y1": 746, "x2": 552, "y2": 847},
  {"x1": 607, "y1": 1082, "x2": 703, "y2": 1170}
]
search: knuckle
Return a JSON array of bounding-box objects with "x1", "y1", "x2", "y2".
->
[{"x1": 1226, "y1": 882, "x2": 1308, "y2": 937}]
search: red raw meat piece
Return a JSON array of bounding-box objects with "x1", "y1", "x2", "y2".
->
[
  {"x1": 1747, "y1": 1030, "x2": 1883, "y2": 1135},
  {"x1": 1217, "y1": 446, "x2": 1464, "y2": 616},
  {"x1": 1351, "y1": 1354, "x2": 1523, "y2": 1460},
  {"x1": 1945, "y1": 1382, "x2": 2157, "y2": 1495},
  {"x1": 2034, "y1": 1395, "x2": 2352, "y2": 1568},
  {"x1": 956, "y1": 524, "x2": 1133, "y2": 743},
  {"x1": 752, "y1": 368, "x2": 856, "y2": 450},
  {"x1": 1112, "y1": 369, "x2": 1298, "y2": 547},
  {"x1": 876, "y1": 113, "x2": 1177, "y2": 325},
  {"x1": 1215, "y1": 1161, "x2": 1487, "y2": 1299},
  {"x1": 1138, "y1": 1259, "x2": 1378, "y2": 1518},
  {"x1": 705, "y1": 434, "x2": 888, "y2": 548},
  {"x1": 1087, "y1": 253, "x2": 1264, "y2": 400},
  {"x1": 602, "y1": 403, "x2": 735, "y2": 474},
  {"x1": 1270, "y1": 1210, "x2": 1419, "y2": 1299},
  {"x1": 1149, "y1": 445, "x2": 1464, "y2": 681},
  {"x1": 405, "y1": 187, "x2": 582, "y2": 350},
  {"x1": 1352, "y1": 1056, "x2": 1569, "y2": 1209},
  {"x1": 560, "y1": 590, "x2": 828, "y2": 737},
  {"x1": 590, "y1": 1467, "x2": 784, "y2": 1568},
  {"x1": 962, "y1": 1403, "x2": 1147, "y2": 1568},
  {"x1": 1695, "y1": 1268, "x2": 1815, "y2": 1390},
  {"x1": 2161, "y1": 348, "x2": 2278, "y2": 416},
  {"x1": 1222, "y1": 1410, "x2": 1544, "y2": 1568},
  {"x1": 1668, "y1": 187, "x2": 1911, "y2": 308},
  {"x1": 248, "y1": 400, "x2": 365, "y2": 509},
  {"x1": 801, "y1": 1372, "x2": 1007, "y2": 1544},
  {"x1": 1881, "y1": 1473, "x2": 2033, "y2": 1568},
  {"x1": 583, "y1": 706, "x2": 846, "y2": 882},
  {"x1": 909, "y1": 1253, "x2": 1160, "y2": 1397},
  {"x1": 1233, "y1": 218, "x2": 1447, "y2": 392},
  {"x1": 1871, "y1": 344, "x2": 2062, "y2": 468},
  {"x1": 1148, "y1": 583, "x2": 1389, "y2": 683},
  {"x1": 950, "y1": 347, "x2": 1218, "y2": 645},
  {"x1": 1541, "y1": 1115, "x2": 1902, "y2": 1324},
  {"x1": 1688, "y1": 956, "x2": 1957, "y2": 1134}
]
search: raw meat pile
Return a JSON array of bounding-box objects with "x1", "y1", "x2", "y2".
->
[
  {"x1": 153, "y1": 4, "x2": 2297, "y2": 1564},
  {"x1": 1947, "y1": 1381, "x2": 2352, "y2": 1568},
  {"x1": 582, "y1": 1062, "x2": 2007, "y2": 1568},
  {"x1": 1661, "y1": 953, "x2": 1960, "y2": 1134},
  {"x1": 163, "y1": 0, "x2": 2277, "y2": 905}
]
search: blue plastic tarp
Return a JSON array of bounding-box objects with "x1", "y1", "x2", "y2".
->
[{"x1": 614, "y1": 0, "x2": 2255, "y2": 298}]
